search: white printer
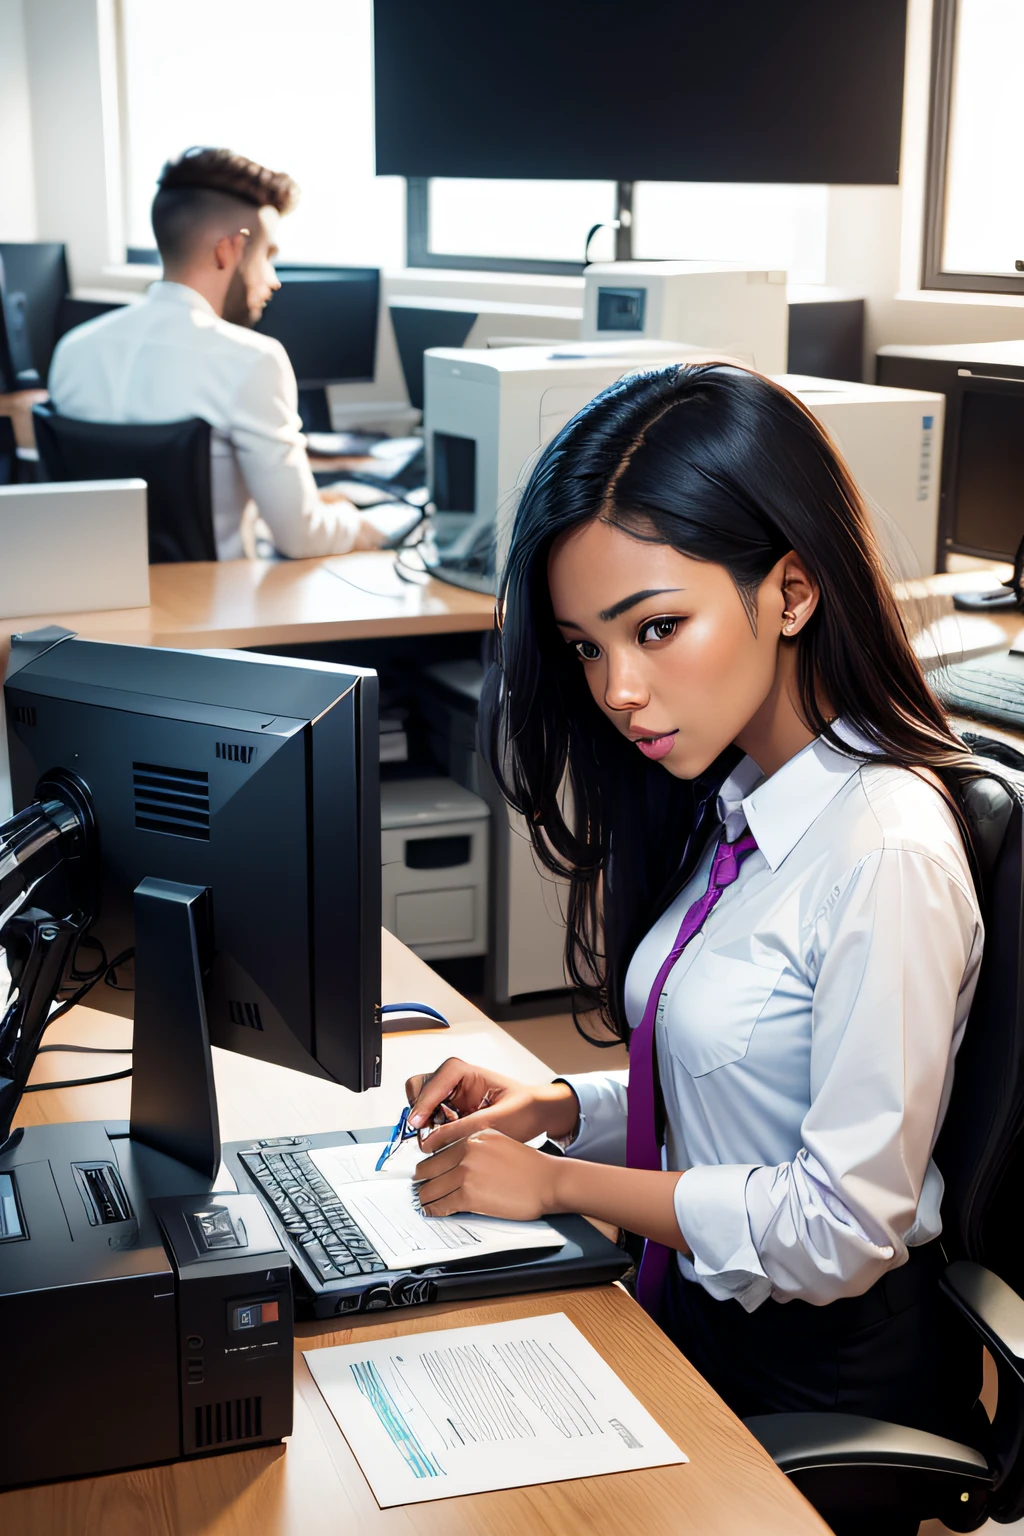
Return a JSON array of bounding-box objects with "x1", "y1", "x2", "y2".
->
[
  {"x1": 424, "y1": 339, "x2": 716, "y2": 567},
  {"x1": 424, "y1": 346, "x2": 946, "y2": 580},
  {"x1": 582, "y1": 260, "x2": 789, "y2": 374}
]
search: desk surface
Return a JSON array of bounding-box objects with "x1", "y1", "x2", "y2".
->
[
  {"x1": 0, "y1": 551, "x2": 495, "y2": 653},
  {"x1": 2, "y1": 930, "x2": 827, "y2": 1536}
]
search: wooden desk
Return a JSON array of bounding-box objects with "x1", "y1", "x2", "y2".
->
[
  {"x1": 1, "y1": 931, "x2": 827, "y2": 1536},
  {"x1": 0, "y1": 550, "x2": 494, "y2": 655}
]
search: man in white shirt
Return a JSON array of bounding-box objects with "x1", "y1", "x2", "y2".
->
[{"x1": 49, "y1": 146, "x2": 383, "y2": 561}]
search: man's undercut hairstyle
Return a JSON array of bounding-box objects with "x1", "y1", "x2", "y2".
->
[{"x1": 151, "y1": 147, "x2": 299, "y2": 268}]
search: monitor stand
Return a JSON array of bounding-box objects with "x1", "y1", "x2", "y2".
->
[{"x1": 129, "y1": 877, "x2": 220, "y2": 1181}]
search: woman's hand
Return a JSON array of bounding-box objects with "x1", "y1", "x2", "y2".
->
[
  {"x1": 405, "y1": 1057, "x2": 579, "y2": 1153},
  {"x1": 414, "y1": 1128, "x2": 561, "y2": 1222}
]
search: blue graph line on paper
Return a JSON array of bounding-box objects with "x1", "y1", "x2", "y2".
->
[{"x1": 351, "y1": 1360, "x2": 445, "y2": 1479}]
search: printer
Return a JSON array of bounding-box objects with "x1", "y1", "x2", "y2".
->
[
  {"x1": 582, "y1": 260, "x2": 789, "y2": 374},
  {"x1": 424, "y1": 347, "x2": 945, "y2": 582},
  {"x1": 0, "y1": 1120, "x2": 294, "y2": 1490},
  {"x1": 424, "y1": 339, "x2": 715, "y2": 569}
]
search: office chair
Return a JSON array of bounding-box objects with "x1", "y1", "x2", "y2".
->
[
  {"x1": 0, "y1": 414, "x2": 16, "y2": 486},
  {"x1": 746, "y1": 768, "x2": 1024, "y2": 1535},
  {"x1": 32, "y1": 404, "x2": 215, "y2": 563}
]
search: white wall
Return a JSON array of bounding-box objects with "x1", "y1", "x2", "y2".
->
[
  {"x1": 22, "y1": 0, "x2": 123, "y2": 286},
  {"x1": 0, "y1": 0, "x2": 37, "y2": 239}
]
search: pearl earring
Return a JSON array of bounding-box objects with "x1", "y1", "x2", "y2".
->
[{"x1": 782, "y1": 611, "x2": 797, "y2": 634}]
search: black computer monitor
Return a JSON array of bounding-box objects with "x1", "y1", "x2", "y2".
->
[
  {"x1": 0, "y1": 242, "x2": 70, "y2": 388},
  {"x1": 374, "y1": 0, "x2": 907, "y2": 184},
  {"x1": 255, "y1": 265, "x2": 380, "y2": 432},
  {"x1": 1, "y1": 631, "x2": 382, "y2": 1167},
  {"x1": 948, "y1": 380, "x2": 1024, "y2": 563},
  {"x1": 389, "y1": 302, "x2": 477, "y2": 412}
]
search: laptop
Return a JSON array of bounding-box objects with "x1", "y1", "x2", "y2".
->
[
  {"x1": 224, "y1": 1128, "x2": 629, "y2": 1320},
  {"x1": 0, "y1": 480, "x2": 149, "y2": 618}
]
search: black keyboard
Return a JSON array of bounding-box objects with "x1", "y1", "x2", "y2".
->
[
  {"x1": 240, "y1": 1147, "x2": 387, "y2": 1283},
  {"x1": 939, "y1": 652, "x2": 1024, "y2": 731}
]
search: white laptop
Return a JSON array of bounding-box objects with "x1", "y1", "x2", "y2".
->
[{"x1": 0, "y1": 480, "x2": 150, "y2": 619}]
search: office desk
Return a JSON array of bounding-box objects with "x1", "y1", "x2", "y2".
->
[
  {"x1": 0, "y1": 551, "x2": 494, "y2": 819},
  {"x1": 2, "y1": 930, "x2": 828, "y2": 1536},
  {"x1": 0, "y1": 550, "x2": 494, "y2": 655}
]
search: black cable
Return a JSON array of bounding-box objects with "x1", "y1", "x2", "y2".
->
[
  {"x1": 36, "y1": 1042, "x2": 132, "y2": 1055},
  {"x1": 22, "y1": 1066, "x2": 132, "y2": 1094},
  {"x1": 43, "y1": 946, "x2": 134, "y2": 1029}
]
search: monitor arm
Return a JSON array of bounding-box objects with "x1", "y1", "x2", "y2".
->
[{"x1": 0, "y1": 784, "x2": 93, "y2": 1149}]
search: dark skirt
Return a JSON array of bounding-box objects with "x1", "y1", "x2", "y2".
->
[{"x1": 664, "y1": 1240, "x2": 982, "y2": 1441}]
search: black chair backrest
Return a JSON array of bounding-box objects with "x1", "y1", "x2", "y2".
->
[
  {"x1": 32, "y1": 404, "x2": 215, "y2": 564},
  {"x1": 936, "y1": 771, "x2": 1024, "y2": 1291},
  {"x1": 0, "y1": 413, "x2": 16, "y2": 486}
]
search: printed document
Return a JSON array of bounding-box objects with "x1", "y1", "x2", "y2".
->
[
  {"x1": 304, "y1": 1311, "x2": 687, "y2": 1506},
  {"x1": 309, "y1": 1140, "x2": 565, "y2": 1272}
]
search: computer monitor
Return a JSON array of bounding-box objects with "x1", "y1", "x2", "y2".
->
[
  {"x1": 948, "y1": 380, "x2": 1024, "y2": 563},
  {"x1": 389, "y1": 301, "x2": 477, "y2": 412},
  {"x1": 1, "y1": 632, "x2": 382, "y2": 1167},
  {"x1": 374, "y1": 0, "x2": 907, "y2": 184},
  {"x1": 255, "y1": 265, "x2": 380, "y2": 432},
  {"x1": 0, "y1": 242, "x2": 70, "y2": 388},
  {"x1": 0, "y1": 253, "x2": 41, "y2": 393}
]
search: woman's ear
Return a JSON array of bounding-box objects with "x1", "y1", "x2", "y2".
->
[{"x1": 778, "y1": 552, "x2": 819, "y2": 638}]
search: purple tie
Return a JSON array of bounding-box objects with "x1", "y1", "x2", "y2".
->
[{"x1": 627, "y1": 828, "x2": 758, "y2": 1319}]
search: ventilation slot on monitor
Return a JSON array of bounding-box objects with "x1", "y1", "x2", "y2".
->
[
  {"x1": 133, "y1": 763, "x2": 210, "y2": 840},
  {"x1": 11, "y1": 705, "x2": 36, "y2": 726},
  {"x1": 194, "y1": 1396, "x2": 262, "y2": 1449},
  {"x1": 216, "y1": 742, "x2": 256, "y2": 764},
  {"x1": 229, "y1": 1000, "x2": 264, "y2": 1031}
]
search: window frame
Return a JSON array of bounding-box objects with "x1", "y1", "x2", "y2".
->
[
  {"x1": 406, "y1": 177, "x2": 632, "y2": 276},
  {"x1": 922, "y1": 0, "x2": 1024, "y2": 295}
]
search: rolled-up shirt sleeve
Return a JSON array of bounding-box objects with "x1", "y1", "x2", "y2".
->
[
  {"x1": 230, "y1": 343, "x2": 362, "y2": 559},
  {"x1": 676, "y1": 847, "x2": 982, "y2": 1310},
  {"x1": 556, "y1": 1070, "x2": 629, "y2": 1165}
]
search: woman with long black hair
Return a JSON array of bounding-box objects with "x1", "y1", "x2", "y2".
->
[{"x1": 405, "y1": 365, "x2": 984, "y2": 1483}]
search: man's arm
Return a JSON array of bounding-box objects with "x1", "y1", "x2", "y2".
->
[{"x1": 229, "y1": 342, "x2": 381, "y2": 558}]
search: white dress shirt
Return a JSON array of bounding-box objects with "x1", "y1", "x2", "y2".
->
[
  {"x1": 562, "y1": 729, "x2": 984, "y2": 1312},
  {"x1": 49, "y1": 281, "x2": 361, "y2": 561}
]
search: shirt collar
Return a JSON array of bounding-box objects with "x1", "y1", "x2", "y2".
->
[
  {"x1": 148, "y1": 280, "x2": 218, "y2": 319},
  {"x1": 716, "y1": 721, "x2": 874, "y2": 872}
]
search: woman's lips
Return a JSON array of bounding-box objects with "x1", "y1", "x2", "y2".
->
[{"x1": 634, "y1": 732, "x2": 677, "y2": 761}]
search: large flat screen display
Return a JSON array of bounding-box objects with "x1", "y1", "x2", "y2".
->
[{"x1": 374, "y1": 1, "x2": 907, "y2": 185}]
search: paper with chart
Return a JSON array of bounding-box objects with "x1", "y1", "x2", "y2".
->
[
  {"x1": 303, "y1": 1311, "x2": 687, "y2": 1506},
  {"x1": 309, "y1": 1140, "x2": 566, "y2": 1271}
]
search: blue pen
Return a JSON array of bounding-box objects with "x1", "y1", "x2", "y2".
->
[{"x1": 375, "y1": 1105, "x2": 418, "y2": 1172}]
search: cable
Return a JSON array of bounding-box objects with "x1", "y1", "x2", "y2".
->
[
  {"x1": 382, "y1": 1001, "x2": 450, "y2": 1026},
  {"x1": 22, "y1": 1066, "x2": 132, "y2": 1094},
  {"x1": 36, "y1": 1042, "x2": 131, "y2": 1055},
  {"x1": 44, "y1": 946, "x2": 134, "y2": 1030}
]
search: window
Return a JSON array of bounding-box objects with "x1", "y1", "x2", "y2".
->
[
  {"x1": 633, "y1": 183, "x2": 827, "y2": 286},
  {"x1": 118, "y1": 0, "x2": 404, "y2": 269},
  {"x1": 409, "y1": 178, "x2": 827, "y2": 281},
  {"x1": 923, "y1": 0, "x2": 1024, "y2": 293}
]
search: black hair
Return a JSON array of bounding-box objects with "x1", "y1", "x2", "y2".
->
[{"x1": 480, "y1": 363, "x2": 972, "y2": 1045}]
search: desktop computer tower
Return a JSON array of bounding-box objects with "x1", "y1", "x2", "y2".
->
[
  {"x1": 779, "y1": 374, "x2": 946, "y2": 577},
  {"x1": 0, "y1": 1121, "x2": 294, "y2": 1490}
]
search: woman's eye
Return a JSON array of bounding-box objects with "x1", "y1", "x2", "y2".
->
[
  {"x1": 638, "y1": 618, "x2": 678, "y2": 644},
  {"x1": 574, "y1": 640, "x2": 601, "y2": 661}
]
